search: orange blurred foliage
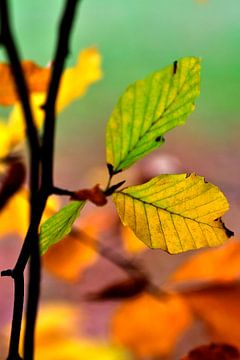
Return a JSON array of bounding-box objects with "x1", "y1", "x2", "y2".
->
[{"x1": 111, "y1": 292, "x2": 192, "y2": 357}]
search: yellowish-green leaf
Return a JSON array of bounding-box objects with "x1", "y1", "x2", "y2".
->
[
  {"x1": 113, "y1": 174, "x2": 232, "y2": 254},
  {"x1": 40, "y1": 201, "x2": 85, "y2": 255},
  {"x1": 106, "y1": 57, "x2": 200, "y2": 172}
]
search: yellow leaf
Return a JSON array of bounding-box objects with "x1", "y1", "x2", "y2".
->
[
  {"x1": 113, "y1": 173, "x2": 232, "y2": 254},
  {"x1": 0, "y1": 121, "x2": 13, "y2": 158},
  {"x1": 111, "y1": 293, "x2": 192, "y2": 357},
  {"x1": 8, "y1": 93, "x2": 45, "y2": 148},
  {"x1": 169, "y1": 239, "x2": 240, "y2": 286},
  {"x1": 56, "y1": 47, "x2": 102, "y2": 112},
  {"x1": 36, "y1": 340, "x2": 133, "y2": 360}
]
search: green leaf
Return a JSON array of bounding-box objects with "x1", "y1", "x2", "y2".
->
[
  {"x1": 40, "y1": 200, "x2": 85, "y2": 255},
  {"x1": 106, "y1": 57, "x2": 200, "y2": 172},
  {"x1": 113, "y1": 174, "x2": 232, "y2": 254}
]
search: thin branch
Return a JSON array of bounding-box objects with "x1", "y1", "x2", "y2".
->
[
  {"x1": 73, "y1": 229, "x2": 165, "y2": 297},
  {"x1": 41, "y1": 0, "x2": 81, "y2": 191},
  {"x1": 0, "y1": 1, "x2": 40, "y2": 358},
  {"x1": 0, "y1": 0, "x2": 40, "y2": 202},
  {"x1": 52, "y1": 186, "x2": 75, "y2": 197},
  {"x1": 24, "y1": 1, "x2": 81, "y2": 358}
]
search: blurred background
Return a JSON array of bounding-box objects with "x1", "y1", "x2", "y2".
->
[{"x1": 0, "y1": 0, "x2": 240, "y2": 359}]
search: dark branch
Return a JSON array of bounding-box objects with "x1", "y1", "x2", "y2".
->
[
  {"x1": 0, "y1": 0, "x2": 40, "y2": 203},
  {"x1": 0, "y1": 1, "x2": 81, "y2": 359},
  {"x1": 0, "y1": 1, "x2": 40, "y2": 358},
  {"x1": 41, "y1": 0, "x2": 81, "y2": 191},
  {"x1": 24, "y1": 1, "x2": 82, "y2": 358},
  {"x1": 52, "y1": 186, "x2": 75, "y2": 197}
]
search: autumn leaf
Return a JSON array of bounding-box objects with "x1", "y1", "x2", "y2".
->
[
  {"x1": 0, "y1": 61, "x2": 50, "y2": 106},
  {"x1": 183, "y1": 284, "x2": 240, "y2": 348},
  {"x1": 113, "y1": 173, "x2": 232, "y2": 254},
  {"x1": 181, "y1": 343, "x2": 240, "y2": 360},
  {"x1": 1, "y1": 47, "x2": 101, "y2": 156},
  {"x1": 43, "y1": 232, "x2": 97, "y2": 282},
  {"x1": 169, "y1": 239, "x2": 240, "y2": 286},
  {"x1": 0, "y1": 189, "x2": 59, "y2": 239},
  {"x1": 111, "y1": 293, "x2": 192, "y2": 357},
  {"x1": 56, "y1": 47, "x2": 102, "y2": 112},
  {"x1": 0, "y1": 121, "x2": 15, "y2": 159},
  {"x1": 0, "y1": 188, "x2": 29, "y2": 237},
  {"x1": 106, "y1": 57, "x2": 200, "y2": 172}
]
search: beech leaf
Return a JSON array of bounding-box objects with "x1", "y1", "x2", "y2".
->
[
  {"x1": 113, "y1": 173, "x2": 232, "y2": 254},
  {"x1": 40, "y1": 201, "x2": 85, "y2": 255},
  {"x1": 106, "y1": 57, "x2": 200, "y2": 172}
]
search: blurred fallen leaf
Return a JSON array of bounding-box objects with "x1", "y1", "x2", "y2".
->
[
  {"x1": 111, "y1": 293, "x2": 192, "y2": 357},
  {"x1": 184, "y1": 284, "x2": 240, "y2": 348},
  {"x1": 169, "y1": 240, "x2": 240, "y2": 287},
  {"x1": 43, "y1": 232, "x2": 97, "y2": 282}
]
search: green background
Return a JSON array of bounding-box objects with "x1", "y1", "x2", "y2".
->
[{"x1": 1, "y1": 0, "x2": 239, "y2": 139}]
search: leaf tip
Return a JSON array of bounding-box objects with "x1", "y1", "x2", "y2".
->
[{"x1": 220, "y1": 219, "x2": 234, "y2": 238}]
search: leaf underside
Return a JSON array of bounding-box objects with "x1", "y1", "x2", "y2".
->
[
  {"x1": 113, "y1": 174, "x2": 232, "y2": 254},
  {"x1": 106, "y1": 57, "x2": 200, "y2": 172},
  {"x1": 40, "y1": 200, "x2": 85, "y2": 255}
]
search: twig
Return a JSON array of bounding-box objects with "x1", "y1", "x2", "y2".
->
[
  {"x1": 41, "y1": 0, "x2": 80, "y2": 191},
  {"x1": 73, "y1": 229, "x2": 165, "y2": 297}
]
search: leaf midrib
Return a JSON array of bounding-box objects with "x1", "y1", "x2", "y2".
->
[
  {"x1": 118, "y1": 191, "x2": 225, "y2": 230},
  {"x1": 116, "y1": 60, "x2": 198, "y2": 170}
]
